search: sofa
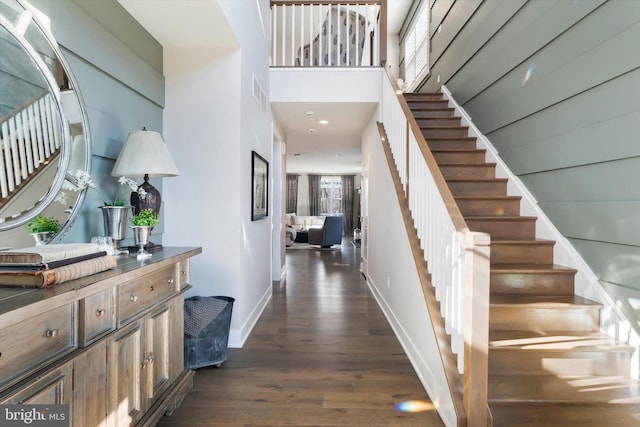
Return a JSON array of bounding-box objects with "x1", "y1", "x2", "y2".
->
[{"x1": 285, "y1": 213, "x2": 325, "y2": 231}]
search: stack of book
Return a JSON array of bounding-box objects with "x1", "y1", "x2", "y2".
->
[{"x1": 0, "y1": 243, "x2": 117, "y2": 288}]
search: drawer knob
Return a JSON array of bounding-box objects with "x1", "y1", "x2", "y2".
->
[
  {"x1": 130, "y1": 295, "x2": 139, "y2": 302},
  {"x1": 141, "y1": 354, "x2": 154, "y2": 369},
  {"x1": 167, "y1": 277, "x2": 175, "y2": 285},
  {"x1": 181, "y1": 270, "x2": 186, "y2": 276},
  {"x1": 150, "y1": 286, "x2": 154, "y2": 292},
  {"x1": 45, "y1": 329, "x2": 59, "y2": 338},
  {"x1": 96, "y1": 309, "x2": 106, "y2": 317}
]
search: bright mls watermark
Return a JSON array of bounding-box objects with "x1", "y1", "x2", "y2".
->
[{"x1": 0, "y1": 405, "x2": 69, "y2": 426}]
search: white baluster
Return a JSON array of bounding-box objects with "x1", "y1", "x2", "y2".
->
[
  {"x1": 290, "y1": 3, "x2": 295, "y2": 67},
  {"x1": 20, "y1": 109, "x2": 34, "y2": 174},
  {"x1": 280, "y1": 5, "x2": 287, "y2": 65},
  {"x1": 8, "y1": 116, "x2": 20, "y2": 188},
  {"x1": 0, "y1": 122, "x2": 10, "y2": 197}
]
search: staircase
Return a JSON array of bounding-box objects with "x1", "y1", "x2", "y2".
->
[{"x1": 404, "y1": 92, "x2": 640, "y2": 426}]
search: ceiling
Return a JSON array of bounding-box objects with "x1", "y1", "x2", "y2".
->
[
  {"x1": 272, "y1": 102, "x2": 378, "y2": 174},
  {"x1": 118, "y1": 0, "x2": 412, "y2": 175}
]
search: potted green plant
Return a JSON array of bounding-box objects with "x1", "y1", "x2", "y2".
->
[
  {"x1": 130, "y1": 209, "x2": 159, "y2": 259},
  {"x1": 25, "y1": 215, "x2": 61, "y2": 245},
  {"x1": 130, "y1": 209, "x2": 159, "y2": 227}
]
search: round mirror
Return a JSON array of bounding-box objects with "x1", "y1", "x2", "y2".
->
[{"x1": 0, "y1": 0, "x2": 90, "y2": 248}]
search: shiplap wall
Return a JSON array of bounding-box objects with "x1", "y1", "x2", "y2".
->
[
  {"x1": 416, "y1": 0, "x2": 640, "y2": 331},
  {"x1": 29, "y1": 0, "x2": 164, "y2": 244}
]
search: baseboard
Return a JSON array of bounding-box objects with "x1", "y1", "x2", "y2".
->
[{"x1": 227, "y1": 285, "x2": 272, "y2": 348}]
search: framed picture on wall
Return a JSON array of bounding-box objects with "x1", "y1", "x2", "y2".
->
[{"x1": 251, "y1": 150, "x2": 269, "y2": 221}]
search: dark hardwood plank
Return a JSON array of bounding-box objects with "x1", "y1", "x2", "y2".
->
[{"x1": 157, "y1": 241, "x2": 444, "y2": 426}]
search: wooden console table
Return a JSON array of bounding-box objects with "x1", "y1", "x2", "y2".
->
[{"x1": 0, "y1": 246, "x2": 202, "y2": 427}]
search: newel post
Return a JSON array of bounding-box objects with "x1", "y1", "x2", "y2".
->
[{"x1": 463, "y1": 231, "x2": 491, "y2": 426}]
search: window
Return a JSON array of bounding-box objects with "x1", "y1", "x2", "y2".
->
[
  {"x1": 320, "y1": 176, "x2": 342, "y2": 216},
  {"x1": 403, "y1": 1, "x2": 429, "y2": 91}
]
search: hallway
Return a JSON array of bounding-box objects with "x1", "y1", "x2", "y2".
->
[{"x1": 158, "y1": 240, "x2": 444, "y2": 426}]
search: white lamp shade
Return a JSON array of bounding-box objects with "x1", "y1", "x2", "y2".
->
[{"x1": 111, "y1": 130, "x2": 179, "y2": 177}]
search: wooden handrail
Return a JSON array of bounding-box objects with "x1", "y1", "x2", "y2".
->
[
  {"x1": 383, "y1": 66, "x2": 468, "y2": 232},
  {"x1": 378, "y1": 121, "x2": 468, "y2": 426}
]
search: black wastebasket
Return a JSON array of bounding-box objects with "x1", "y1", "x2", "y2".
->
[{"x1": 184, "y1": 296, "x2": 234, "y2": 369}]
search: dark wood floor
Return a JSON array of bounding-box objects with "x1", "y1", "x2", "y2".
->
[{"x1": 158, "y1": 240, "x2": 445, "y2": 426}]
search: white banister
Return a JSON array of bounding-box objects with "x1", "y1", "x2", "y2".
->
[
  {"x1": 0, "y1": 93, "x2": 61, "y2": 202},
  {"x1": 271, "y1": 1, "x2": 382, "y2": 67},
  {"x1": 380, "y1": 69, "x2": 490, "y2": 425}
]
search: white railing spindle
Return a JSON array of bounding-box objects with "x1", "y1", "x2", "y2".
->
[
  {"x1": 271, "y1": 4, "x2": 277, "y2": 65},
  {"x1": 1, "y1": 121, "x2": 12, "y2": 196},
  {"x1": 280, "y1": 5, "x2": 285, "y2": 66},
  {"x1": 20, "y1": 110, "x2": 34, "y2": 174},
  {"x1": 271, "y1": 1, "x2": 381, "y2": 68},
  {"x1": 0, "y1": 93, "x2": 61, "y2": 202},
  {"x1": 8, "y1": 117, "x2": 20, "y2": 188}
]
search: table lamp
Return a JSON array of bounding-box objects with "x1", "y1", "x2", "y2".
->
[{"x1": 111, "y1": 128, "x2": 179, "y2": 250}]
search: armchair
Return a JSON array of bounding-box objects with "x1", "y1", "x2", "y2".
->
[{"x1": 308, "y1": 216, "x2": 343, "y2": 248}]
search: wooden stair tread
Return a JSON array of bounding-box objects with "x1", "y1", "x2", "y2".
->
[
  {"x1": 446, "y1": 177, "x2": 508, "y2": 182},
  {"x1": 491, "y1": 238, "x2": 554, "y2": 245},
  {"x1": 489, "y1": 374, "x2": 640, "y2": 404},
  {"x1": 490, "y1": 294, "x2": 600, "y2": 307},
  {"x1": 419, "y1": 124, "x2": 467, "y2": 128},
  {"x1": 491, "y1": 263, "x2": 577, "y2": 274},
  {"x1": 432, "y1": 148, "x2": 486, "y2": 152},
  {"x1": 409, "y1": 106, "x2": 453, "y2": 110},
  {"x1": 489, "y1": 330, "x2": 635, "y2": 352},
  {"x1": 466, "y1": 215, "x2": 536, "y2": 221},
  {"x1": 489, "y1": 403, "x2": 640, "y2": 427},
  {"x1": 427, "y1": 137, "x2": 476, "y2": 142},
  {"x1": 438, "y1": 161, "x2": 497, "y2": 166},
  {"x1": 455, "y1": 195, "x2": 521, "y2": 200},
  {"x1": 404, "y1": 93, "x2": 442, "y2": 98}
]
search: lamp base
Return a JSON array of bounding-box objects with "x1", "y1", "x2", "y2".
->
[{"x1": 131, "y1": 174, "x2": 161, "y2": 215}]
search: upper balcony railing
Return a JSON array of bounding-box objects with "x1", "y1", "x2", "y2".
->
[{"x1": 271, "y1": 1, "x2": 386, "y2": 67}]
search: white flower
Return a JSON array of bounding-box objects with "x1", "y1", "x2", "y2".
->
[
  {"x1": 118, "y1": 176, "x2": 147, "y2": 199},
  {"x1": 73, "y1": 169, "x2": 96, "y2": 191},
  {"x1": 69, "y1": 169, "x2": 146, "y2": 205},
  {"x1": 54, "y1": 191, "x2": 68, "y2": 205}
]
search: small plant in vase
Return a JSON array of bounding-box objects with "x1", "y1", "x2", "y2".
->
[
  {"x1": 130, "y1": 209, "x2": 159, "y2": 227},
  {"x1": 69, "y1": 170, "x2": 148, "y2": 256},
  {"x1": 130, "y1": 209, "x2": 159, "y2": 259},
  {"x1": 25, "y1": 215, "x2": 61, "y2": 245}
]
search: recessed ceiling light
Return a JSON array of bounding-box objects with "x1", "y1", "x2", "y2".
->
[
  {"x1": 305, "y1": 111, "x2": 314, "y2": 118},
  {"x1": 294, "y1": 153, "x2": 302, "y2": 157},
  {"x1": 318, "y1": 119, "x2": 329, "y2": 125},
  {"x1": 308, "y1": 128, "x2": 316, "y2": 133}
]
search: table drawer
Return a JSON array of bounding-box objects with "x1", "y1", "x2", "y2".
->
[
  {"x1": 118, "y1": 265, "x2": 179, "y2": 324},
  {"x1": 79, "y1": 288, "x2": 115, "y2": 346},
  {"x1": 0, "y1": 303, "x2": 76, "y2": 388}
]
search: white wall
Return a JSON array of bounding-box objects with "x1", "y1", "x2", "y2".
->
[
  {"x1": 163, "y1": 0, "x2": 273, "y2": 348},
  {"x1": 362, "y1": 113, "x2": 458, "y2": 427}
]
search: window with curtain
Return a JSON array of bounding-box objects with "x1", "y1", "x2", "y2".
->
[
  {"x1": 403, "y1": 1, "x2": 429, "y2": 91},
  {"x1": 320, "y1": 176, "x2": 342, "y2": 216},
  {"x1": 286, "y1": 174, "x2": 299, "y2": 214}
]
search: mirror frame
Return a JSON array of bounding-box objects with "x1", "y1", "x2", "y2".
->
[{"x1": 0, "y1": 0, "x2": 91, "y2": 243}]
